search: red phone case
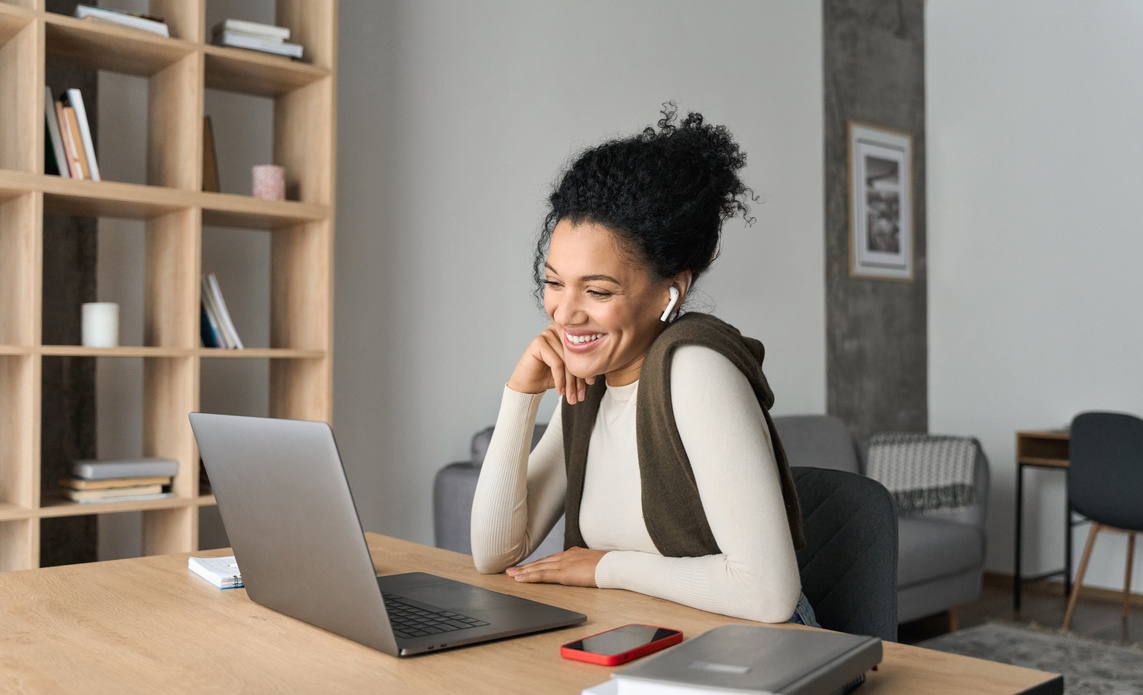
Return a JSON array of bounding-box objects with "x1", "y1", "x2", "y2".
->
[{"x1": 560, "y1": 624, "x2": 683, "y2": 666}]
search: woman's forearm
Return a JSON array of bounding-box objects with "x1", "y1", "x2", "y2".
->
[{"x1": 470, "y1": 387, "x2": 566, "y2": 573}]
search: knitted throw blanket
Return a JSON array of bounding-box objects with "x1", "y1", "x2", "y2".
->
[{"x1": 866, "y1": 433, "x2": 978, "y2": 513}]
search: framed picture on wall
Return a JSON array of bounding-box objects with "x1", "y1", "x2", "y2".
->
[{"x1": 847, "y1": 122, "x2": 913, "y2": 280}]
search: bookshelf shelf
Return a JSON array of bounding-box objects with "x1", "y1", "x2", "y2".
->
[
  {"x1": 204, "y1": 46, "x2": 329, "y2": 97},
  {"x1": 200, "y1": 192, "x2": 327, "y2": 229},
  {"x1": 0, "y1": 172, "x2": 329, "y2": 227},
  {"x1": 38, "y1": 495, "x2": 192, "y2": 518},
  {"x1": 0, "y1": 503, "x2": 33, "y2": 522},
  {"x1": 0, "y1": 0, "x2": 336, "y2": 571},
  {"x1": 45, "y1": 15, "x2": 194, "y2": 76}
]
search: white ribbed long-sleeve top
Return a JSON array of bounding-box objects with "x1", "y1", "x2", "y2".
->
[{"x1": 470, "y1": 345, "x2": 801, "y2": 623}]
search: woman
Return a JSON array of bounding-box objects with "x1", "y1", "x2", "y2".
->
[{"x1": 470, "y1": 106, "x2": 817, "y2": 626}]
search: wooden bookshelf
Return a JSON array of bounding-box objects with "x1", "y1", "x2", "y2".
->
[{"x1": 0, "y1": 0, "x2": 336, "y2": 571}]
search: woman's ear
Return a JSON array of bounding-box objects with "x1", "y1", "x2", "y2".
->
[{"x1": 673, "y1": 270, "x2": 693, "y2": 307}]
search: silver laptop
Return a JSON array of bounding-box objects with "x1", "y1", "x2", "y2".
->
[{"x1": 189, "y1": 412, "x2": 585, "y2": 656}]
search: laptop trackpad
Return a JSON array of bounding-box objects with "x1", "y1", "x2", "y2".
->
[{"x1": 378, "y1": 572, "x2": 524, "y2": 612}]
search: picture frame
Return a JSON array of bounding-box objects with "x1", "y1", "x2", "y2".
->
[{"x1": 847, "y1": 122, "x2": 914, "y2": 280}]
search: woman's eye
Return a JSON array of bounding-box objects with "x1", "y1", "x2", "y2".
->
[
  {"x1": 587, "y1": 290, "x2": 612, "y2": 299},
  {"x1": 543, "y1": 280, "x2": 561, "y2": 288}
]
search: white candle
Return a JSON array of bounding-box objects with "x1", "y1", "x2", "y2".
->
[{"x1": 81, "y1": 302, "x2": 119, "y2": 348}]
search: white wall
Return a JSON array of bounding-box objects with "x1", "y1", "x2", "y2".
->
[
  {"x1": 335, "y1": 1, "x2": 826, "y2": 545},
  {"x1": 928, "y1": 1, "x2": 1143, "y2": 590}
]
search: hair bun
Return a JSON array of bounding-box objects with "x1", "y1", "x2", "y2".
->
[{"x1": 534, "y1": 104, "x2": 753, "y2": 303}]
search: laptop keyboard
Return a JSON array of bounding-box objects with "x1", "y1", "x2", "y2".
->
[{"x1": 382, "y1": 593, "x2": 490, "y2": 640}]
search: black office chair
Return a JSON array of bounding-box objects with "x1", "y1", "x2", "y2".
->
[
  {"x1": 1063, "y1": 411, "x2": 1143, "y2": 629},
  {"x1": 793, "y1": 467, "x2": 898, "y2": 642}
]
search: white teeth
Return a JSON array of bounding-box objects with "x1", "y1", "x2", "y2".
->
[{"x1": 567, "y1": 332, "x2": 602, "y2": 345}]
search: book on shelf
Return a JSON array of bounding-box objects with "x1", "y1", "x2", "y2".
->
[
  {"x1": 56, "y1": 101, "x2": 83, "y2": 178},
  {"x1": 200, "y1": 307, "x2": 224, "y2": 348},
  {"x1": 62, "y1": 106, "x2": 91, "y2": 179},
  {"x1": 67, "y1": 484, "x2": 165, "y2": 503},
  {"x1": 212, "y1": 18, "x2": 291, "y2": 41},
  {"x1": 201, "y1": 272, "x2": 244, "y2": 349},
  {"x1": 585, "y1": 624, "x2": 882, "y2": 695},
  {"x1": 188, "y1": 555, "x2": 243, "y2": 589},
  {"x1": 212, "y1": 31, "x2": 303, "y2": 59},
  {"x1": 72, "y1": 457, "x2": 179, "y2": 480},
  {"x1": 59, "y1": 475, "x2": 172, "y2": 491},
  {"x1": 44, "y1": 86, "x2": 69, "y2": 178},
  {"x1": 74, "y1": 5, "x2": 170, "y2": 38},
  {"x1": 64, "y1": 89, "x2": 100, "y2": 181},
  {"x1": 202, "y1": 116, "x2": 221, "y2": 193}
]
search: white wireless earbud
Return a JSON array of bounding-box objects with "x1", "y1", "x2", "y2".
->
[{"x1": 660, "y1": 287, "x2": 680, "y2": 322}]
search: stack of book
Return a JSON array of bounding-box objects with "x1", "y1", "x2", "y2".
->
[
  {"x1": 211, "y1": 19, "x2": 303, "y2": 59},
  {"x1": 60, "y1": 458, "x2": 178, "y2": 504},
  {"x1": 200, "y1": 272, "x2": 244, "y2": 349},
  {"x1": 74, "y1": 5, "x2": 170, "y2": 37},
  {"x1": 44, "y1": 86, "x2": 99, "y2": 181}
]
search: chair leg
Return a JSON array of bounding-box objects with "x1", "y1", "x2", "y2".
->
[
  {"x1": 946, "y1": 608, "x2": 958, "y2": 633},
  {"x1": 1125, "y1": 532, "x2": 1136, "y2": 620},
  {"x1": 1064, "y1": 522, "x2": 1101, "y2": 630}
]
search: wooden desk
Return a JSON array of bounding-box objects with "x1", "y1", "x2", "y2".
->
[
  {"x1": 1014, "y1": 430, "x2": 1072, "y2": 610},
  {"x1": 0, "y1": 533, "x2": 1061, "y2": 694}
]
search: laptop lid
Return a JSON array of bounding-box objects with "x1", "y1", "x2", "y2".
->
[{"x1": 189, "y1": 412, "x2": 400, "y2": 654}]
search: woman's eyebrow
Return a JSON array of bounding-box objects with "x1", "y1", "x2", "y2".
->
[{"x1": 544, "y1": 263, "x2": 620, "y2": 285}]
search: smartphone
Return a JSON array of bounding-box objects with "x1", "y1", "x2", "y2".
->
[{"x1": 560, "y1": 624, "x2": 683, "y2": 666}]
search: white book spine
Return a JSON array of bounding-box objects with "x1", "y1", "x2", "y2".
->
[
  {"x1": 44, "y1": 86, "x2": 69, "y2": 178},
  {"x1": 72, "y1": 458, "x2": 179, "y2": 480},
  {"x1": 213, "y1": 19, "x2": 290, "y2": 41},
  {"x1": 66, "y1": 89, "x2": 100, "y2": 181},
  {"x1": 75, "y1": 5, "x2": 170, "y2": 37},
  {"x1": 212, "y1": 32, "x2": 303, "y2": 59},
  {"x1": 207, "y1": 272, "x2": 244, "y2": 349}
]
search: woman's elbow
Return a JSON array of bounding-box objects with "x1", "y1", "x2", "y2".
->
[
  {"x1": 472, "y1": 551, "x2": 512, "y2": 574},
  {"x1": 747, "y1": 584, "x2": 802, "y2": 623}
]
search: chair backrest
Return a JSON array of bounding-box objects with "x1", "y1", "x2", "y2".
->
[
  {"x1": 773, "y1": 415, "x2": 861, "y2": 474},
  {"x1": 1069, "y1": 412, "x2": 1143, "y2": 531},
  {"x1": 792, "y1": 467, "x2": 898, "y2": 642}
]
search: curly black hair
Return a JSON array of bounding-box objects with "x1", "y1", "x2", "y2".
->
[{"x1": 533, "y1": 103, "x2": 752, "y2": 303}]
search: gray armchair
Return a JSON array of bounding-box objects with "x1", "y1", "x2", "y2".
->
[
  {"x1": 774, "y1": 415, "x2": 990, "y2": 625},
  {"x1": 433, "y1": 414, "x2": 989, "y2": 628}
]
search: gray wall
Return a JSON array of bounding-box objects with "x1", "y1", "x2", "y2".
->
[
  {"x1": 334, "y1": 1, "x2": 827, "y2": 545},
  {"x1": 823, "y1": 0, "x2": 927, "y2": 440}
]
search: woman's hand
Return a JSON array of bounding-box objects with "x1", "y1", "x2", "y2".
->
[
  {"x1": 504, "y1": 547, "x2": 607, "y2": 587},
  {"x1": 506, "y1": 324, "x2": 594, "y2": 404}
]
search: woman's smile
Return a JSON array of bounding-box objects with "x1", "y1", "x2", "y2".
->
[{"x1": 563, "y1": 329, "x2": 606, "y2": 352}]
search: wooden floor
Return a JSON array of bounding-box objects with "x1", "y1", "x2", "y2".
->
[{"x1": 899, "y1": 581, "x2": 1143, "y2": 645}]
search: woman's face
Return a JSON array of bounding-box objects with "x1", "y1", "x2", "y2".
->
[{"x1": 543, "y1": 219, "x2": 676, "y2": 386}]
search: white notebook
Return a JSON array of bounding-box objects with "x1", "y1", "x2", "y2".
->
[{"x1": 188, "y1": 555, "x2": 243, "y2": 589}]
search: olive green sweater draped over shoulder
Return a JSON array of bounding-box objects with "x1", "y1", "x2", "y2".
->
[{"x1": 560, "y1": 312, "x2": 806, "y2": 556}]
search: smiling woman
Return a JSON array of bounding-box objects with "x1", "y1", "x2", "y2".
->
[{"x1": 470, "y1": 106, "x2": 818, "y2": 626}]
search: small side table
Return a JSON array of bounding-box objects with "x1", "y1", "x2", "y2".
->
[{"x1": 1014, "y1": 430, "x2": 1072, "y2": 610}]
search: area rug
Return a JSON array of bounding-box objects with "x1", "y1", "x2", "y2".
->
[{"x1": 917, "y1": 622, "x2": 1143, "y2": 695}]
